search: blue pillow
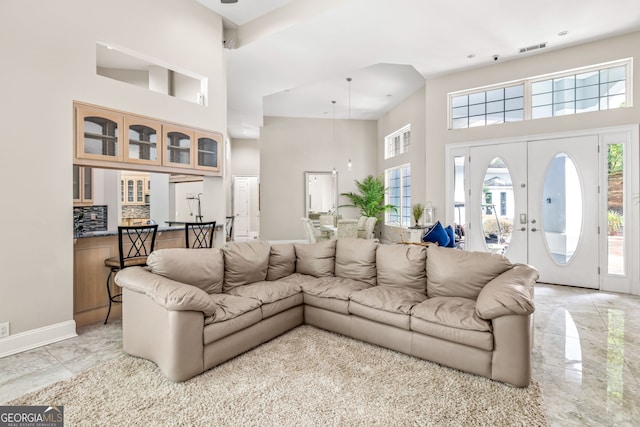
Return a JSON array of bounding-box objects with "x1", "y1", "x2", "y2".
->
[
  {"x1": 445, "y1": 225, "x2": 456, "y2": 248},
  {"x1": 422, "y1": 221, "x2": 450, "y2": 247}
]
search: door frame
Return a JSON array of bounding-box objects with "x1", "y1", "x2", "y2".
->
[
  {"x1": 232, "y1": 175, "x2": 260, "y2": 240},
  {"x1": 444, "y1": 125, "x2": 639, "y2": 295}
]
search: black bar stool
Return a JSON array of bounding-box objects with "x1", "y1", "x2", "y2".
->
[
  {"x1": 103, "y1": 224, "x2": 158, "y2": 324},
  {"x1": 185, "y1": 221, "x2": 216, "y2": 248}
]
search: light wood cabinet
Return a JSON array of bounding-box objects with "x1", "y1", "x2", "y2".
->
[
  {"x1": 73, "y1": 165, "x2": 93, "y2": 206},
  {"x1": 75, "y1": 105, "x2": 123, "y2": 162},
  {"x1": 124, "y1": 116, "x2": 162, "y2": 165},
  {"x1": 121, "y1": 174, "x2": 150, "y2": 205},
  {"x1": 73, "y1": 101, "x2": 224, "y2": 177},
  {"x1": 195, "y1": 131, "x2": 222, "y2": 172},
  {"x1": 163, "y1": 124, "x2": 194, "y2": 169}
]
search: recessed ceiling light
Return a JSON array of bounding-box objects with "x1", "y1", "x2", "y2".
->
[
  {"x1": 558, "y1": 30, "x2": 568, "y2": 36},
  {"x1": 467, "y1": 54, "x2": 476, "y2": 59}
]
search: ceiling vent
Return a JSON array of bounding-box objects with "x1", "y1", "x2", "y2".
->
[{"x1": 518, "y1": 42, "x2": 547, "y2": 54}]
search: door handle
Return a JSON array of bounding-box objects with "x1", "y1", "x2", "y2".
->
[
  {"x1": 520, "y1": 227, "x2": 526, "y2": 231},
  {"x1": 531, "y1": 227, "x2": 537, "y2": 232}
]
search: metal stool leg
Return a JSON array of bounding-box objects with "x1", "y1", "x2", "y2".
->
[{"x1": 104, "y1": 267, "x2": 122, "y2": 324}]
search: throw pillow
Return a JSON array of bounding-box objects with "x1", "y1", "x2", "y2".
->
[
  {"x1": 376, "y1": 244, "x2": 427, "y2": 293},
  {"x1": 147, "y1": 248, "x2": 224, "y2": 294},
  {"x1": 426, "y1": 244, "x2": 512, "y2": 299},
  {"x1": 266, "y1": 243, "x2": 296, "y2": 281},
  {"x1": 422, "y1": 221, "x2": 450, "y2": 247},
  {"x1": 294, "y1": 239, "x2": 336, "y2": 277},
  {"x1": 222, "y1": 240, "x2": 270, "y2": 292},
  {"x1": 445, "y1": 225, "x2": 456, "y2": 248},
  {"x1": 335, "y1": 238, "x2": 378, "y2": 285}
]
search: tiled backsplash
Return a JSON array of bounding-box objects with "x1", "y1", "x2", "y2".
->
[
  {"x1": 74, "y1": 205, "x2": 108, "y2": 235},
  {"x1": 122, "y1": 205, "x2": 150, "y2": 219}
]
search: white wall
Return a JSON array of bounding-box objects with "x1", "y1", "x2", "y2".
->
[
  {"x1": 424, "y1": 31, "x2": 640, "y2": 217},
  {"x1": 260, "y1": 116, "x2": 377, "y2": 240},
  {"x1": 377, "y1": 86, "x2": 426, "y2": 241},
  {"x1": 230, "y1": 138, "x2": 260, "y2": 176},
  {"x1": 0, "y1": 0, "x2": 226, "y2": 349}
]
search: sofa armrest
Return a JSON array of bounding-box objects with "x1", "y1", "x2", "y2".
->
[
  {"x1": 115, "y1": 266, "x2": 217, "y2": 317},
  {"x1": 475, "y1": 264, "x2": 539, "y2": 320}
]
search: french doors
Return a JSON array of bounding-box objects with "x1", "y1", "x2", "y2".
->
[{"x1": 467, "y1": 136, "x2": 599, "y2": 288}]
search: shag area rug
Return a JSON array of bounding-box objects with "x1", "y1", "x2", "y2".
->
[{"x1": 10, "y1": 326, "x2": 547, "y2": 426}]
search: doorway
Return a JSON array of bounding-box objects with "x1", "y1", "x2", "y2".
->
[
  {"x1": 447, "y1": 128, "x2": 638, "y2": 293},
  {"x1": 233, "y1": 176, "x2": 260, "y2": 240}
]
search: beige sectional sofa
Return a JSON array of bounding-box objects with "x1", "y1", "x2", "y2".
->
[{"x1": 115, "y1": 238, "x2": 538, "y2": 387}]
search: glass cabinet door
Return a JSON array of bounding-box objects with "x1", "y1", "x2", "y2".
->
[
  {"x1": 75, "y1": 106, "x2": 123, "y2": 161},
  {"x1": 195, "y1": 131, "x2": 222, "y2": 172},
  {"x1": 163, "y1": 125, "x2": 194, "y2": 168},
  {"x1": 124, "y1": 117, "x2": 161, "y2": 165},
  {"x1": 73, "y1": 165, "x2": 93, "y2": 205}
]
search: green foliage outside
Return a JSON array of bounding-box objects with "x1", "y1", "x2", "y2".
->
[
  {"x1": 608, "y1": 210, "x2": 623, "y2": 235},
  {"x1": 608, "y1": 144, "x2": 623, "y2": 174}
]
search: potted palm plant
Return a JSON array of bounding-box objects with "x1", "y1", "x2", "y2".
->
[{"x1": 339, "y1": 175, "x2": 396, "y2": 222}]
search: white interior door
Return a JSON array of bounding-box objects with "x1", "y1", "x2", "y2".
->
[
  {"x1": 233, "y1": 176, "x2": 260, "y2": 240},
  {"x1": 468, "y1": 142, "x2": 528, "y2": 264},
  {"x1": 527, "y1": 136, "x2": 599, "y2": 288}
]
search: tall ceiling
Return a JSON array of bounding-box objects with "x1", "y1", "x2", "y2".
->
[{"x1": 197, "y1": 0, "x2": 640, "y2": 138}]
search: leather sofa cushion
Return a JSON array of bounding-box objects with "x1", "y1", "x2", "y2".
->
[
  {"x1": 335, "y1": 238, "x2": 378, "y2": 285},
  {"x1": 303, "y1": 294, "x2": 349, "y2": 314},
  {"x1": 261, "y1": 293, "x2": 304, "y2": 318},
  {"x1": 300, "y1": 276, "x2": 372, "y2": 300},
  {"x1": 426, "y1": 245, "x2": 512, "y2": 299},
  {"x1": 223, "y1": 241, "x2": 270, "y2": 292},
  {"x1": 266, "y1": 243, "x2": 296, "y2": 281},
  {"x1": 204, "y1": 294, "x2": 262, "y2": 343},
  {"x1": 350, "y1": 287, "x2": 427, "y2": 315},
  {"x1": 411, "y1": 317, "x2": 494, "y2": 351},
  {"x1": 349, "y1": 286, "x2": 426, "y2": 331},
  {"x1": 294, "y1": 239, "x2": 336, "y2": 277},
  {"x1": 476, "y1": 264, "x2": 538, "y2": 319},
  {"x1": 411, "y1": 297, "x2": 493, "y2": 351},
  {"x1": 301, "y1": 277, "x2": 371, "y2": 315},
  {"x1": 376, "y1": 244, "x2": 427, "y2": 293},
  {"x1": 207, "y1": 294, "x2": 262, "y2": 324},
  {"x1": 146, "y1": 248, "x2": 224, "y2": 294},
  {"x1": 226, "y1": 279, "x2": 302, "y2": 304},
  {"x1": 411, "y1": 297, "x2": 492, "y2": 332}
]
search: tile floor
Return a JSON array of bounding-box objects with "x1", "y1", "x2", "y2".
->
[{"x1": 1, "y1": 283, "x2": 639, "y2": 426}]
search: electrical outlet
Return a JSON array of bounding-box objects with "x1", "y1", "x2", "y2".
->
[{"x1": 0, "y1": 322, "x2": 9, "y2": 338}]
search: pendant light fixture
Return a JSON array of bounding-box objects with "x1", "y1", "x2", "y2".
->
[{"x1": 347, "y1": 77, "x2": 353, "y2": 172}]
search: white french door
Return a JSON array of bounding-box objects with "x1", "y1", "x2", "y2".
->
[
  {"x1": 527, "y1": 136, "x2": 599, "y2": 287},
  {"x1": 468, "y1": 142, "x2": 528, "y2": 264},
  {"x1": 466, "y1": 136, "x2": 599, "y2": 288}
]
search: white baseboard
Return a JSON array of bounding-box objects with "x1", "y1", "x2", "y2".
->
[{"x1": 0, "y1": 321, "x2": 77, "y2": 358}]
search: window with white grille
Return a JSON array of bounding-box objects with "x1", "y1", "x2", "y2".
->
[
  {"x1": 385, "y1": 125, "x2": 410, "y2": 159},
  {"x1": 385, "y1": 164, "x2": 411, "y2": 227}
]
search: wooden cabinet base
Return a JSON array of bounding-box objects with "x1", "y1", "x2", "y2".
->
[{"x1": 73, "y1": 229, "x2": 185, "y2": 328}]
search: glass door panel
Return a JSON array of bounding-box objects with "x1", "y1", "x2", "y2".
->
[
  {"x1": 196, "y1": 132, "x2": 221, "y2": 171},
  {"x1": 480, "y1": 157, "x2": 514, "y2": 256},
  {"x1": 125, "y1": 117, "x2": 161, "y2": 165},
  {"x1": 541, "y1": 153, "x2": 582, "y2": 265},
  {"x1": 607, "y1": 143, "x2": 624, "y2": 275},
  {"x1": 163, "y1": 125, "x2": 194, "y2": 168}
]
